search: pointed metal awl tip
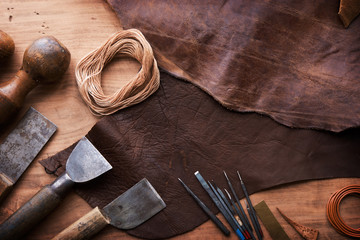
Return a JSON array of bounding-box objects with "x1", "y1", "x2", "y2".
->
[
  {"x1": 244, "y1": 200, "x2": 249, "y2": 208},
  {"x1": 223, "y1": 170, "x2": 229, "y2": 179},
  {"x1": 224, "y1": 188, "x2": 232, "y2": 200},
  {"x1": 237, "y1": 170, "x2": 243, "y2": 182}
]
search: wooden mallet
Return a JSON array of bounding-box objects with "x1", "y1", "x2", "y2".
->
[{"x1": 0, "y1": 36, "x2": 70, "y2": 125}]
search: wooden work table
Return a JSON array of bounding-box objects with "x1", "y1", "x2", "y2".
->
[{"x1": 0, "y1": 0, "x2": 359, "y2": 239}]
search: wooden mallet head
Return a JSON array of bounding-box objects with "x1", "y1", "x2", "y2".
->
[
  {"x1": 0, "y1": 36, "x2": 71, "y2": 125},
  {"x1": 0, "y1": 30, "x2": 15, "y2": 62},
  {"x1": 22, "y1": 36, "x2": 71, "y2": 83}
]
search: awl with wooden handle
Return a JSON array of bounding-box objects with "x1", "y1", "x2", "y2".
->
[
  {"x1": 0, "y1": 36, "x2": 70, "y2": 125},
  {"x1": 0, "y1": 107, "x2": 56, "y2": 203},
  {"x1": 52, "y1": 178, "x2": 166, "y2": 240},
  {"x1": 0, "y1": 137, "x2": 112, "y2": 240}
]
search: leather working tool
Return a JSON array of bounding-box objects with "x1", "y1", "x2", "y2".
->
[
  {"x1": 0, "y1": 137, "x2": 112, "y2": 240},
  {"x1": 0, "y1": 30, "x2": 15, "y2": 62},
  {"x1": 208, "y1": 181, "x2": 245, "y2": 240},
  {"x1": 194, "y1": 171, "x2": 245, "y2": 240},
  {"x1": 211, "y1": 182, "x2": 249, "y2": 239},
  {"x1": 0, "y1": 107, "x2": 56, "y2": 203},
  {"x1": 178, "y1": 178, "x2": 230, "y2": 236},
  {"x1": 0, "y1": 36, "x2": 70, "y2": 125},
  {"x1": 238, "y1": 171, "x2": 263, "y2": 239},
  {"x1": 52, "y1": 178, "x2": 166, "y2": 240},
  {"x1": 223, "y1": 171, "x2": 252, "y2": 233},
  {"x1": 223, "y1": 189, "x2": 256, "y2": 240},
  {"x1": 254, "y1": 200, "x2": 290, "y2": 240}
]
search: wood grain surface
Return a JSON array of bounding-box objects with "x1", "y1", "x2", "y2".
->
[{"x1": 0, "y1": 1, "x2": 359, "y2": 239}]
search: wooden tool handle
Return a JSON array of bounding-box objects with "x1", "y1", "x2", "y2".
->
[
  {"x1": 0, "y1": 70, "x2": 37, "y2": 124},
  {"x1": 0, "y1": 30, "x2": 15, "y2": 62},
  {"x1": 52, "y1": 207, "x2": 110, "y2": 240},
  {"x1": 0, "y1": 36, "x2": 70, "y2": 125},
  {"x1": 0, "y1": 173, "x2": 14, "y2": 203},
  {"x1": 0, "y1": 185, "x2": 62, "y2": 240}
]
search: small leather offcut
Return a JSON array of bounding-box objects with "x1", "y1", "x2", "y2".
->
[
  {"x1": 277, "y1": 207, "x2": 319, "y2": 240},
  {"x1": 254, "y1": 201, "x2": 290, "y2": 240}
]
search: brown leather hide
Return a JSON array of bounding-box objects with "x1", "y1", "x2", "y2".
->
[
  {"x1": 41, "y1": 71, "x2": 360, "y2": 239},
  {"x1": 107, "y1": 0, "x2": 360, "y2": 132}
]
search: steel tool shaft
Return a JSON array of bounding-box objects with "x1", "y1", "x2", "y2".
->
[
  {"x1": 246, "y1": 200, "x2": 262, "y2": 240},
  {"x1": 212, "y1": 182, "x2": 249, "y2": 239},
  {"x1": 0, "y1": 137, "x2": 112, "y2": 240},
  {"x1": 208, "y1": 181, "x2": 246, "y2": 240},
  {"x1": 178, "y1": 178, "x2": 230, "y2": 236},
  {"x1": 194, "y1": 171, "x2": 245, "y2": 240},
  {"x1": 238, "y1": 171, "x2": 263, "y2": 240},
  {"x1": 224, "y1": 189, "x2": 256, "y2": 240},
  {"x1": 223, "y1": 171, "x2": 252, "y2": 231}
]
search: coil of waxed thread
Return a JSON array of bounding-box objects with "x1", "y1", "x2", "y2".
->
[
  {"x1": 0, "y1": 30, "x2": 15, "y2": 62},
  {"x1": 326, "y1": 184, "x2": 360, "y2": 238},
  {"x1": 75, "y1": 29, "x2": 160, "y2": 116}
]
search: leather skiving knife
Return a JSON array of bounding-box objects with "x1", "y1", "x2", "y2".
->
[
  {"x1": 0, "y1": 107, "x2": 57, "y2": 203},
  {"x1": 52, "y1": 178, "x2": 166, "y2": 240},
  {"x1": 0, "y1": 137, "x2": 112, "y2": 240}
]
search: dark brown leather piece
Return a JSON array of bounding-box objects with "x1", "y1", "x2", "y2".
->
[
  {"x1": 41, "y1": 71, "x2": 360, "y2": 239},
  {"x1": 106, "y1": 0, "x2": 360, "y2": 132}
]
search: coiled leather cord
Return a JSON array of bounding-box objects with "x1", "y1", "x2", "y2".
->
[
  {"x1": 326, "y1": 184, "x2": 360, "y2": 238},
  {"x1": 75, "y1": 29, "x2": 160, "y2": 116}
]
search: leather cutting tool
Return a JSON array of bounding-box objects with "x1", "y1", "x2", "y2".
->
[
  {"x1": 0, "y1": 107, "x2": 56, "y2": 203},
  {"x1": 0, "y1": 137, "x2": 112, "y2": 240},
  {"x1": 52, "y1": 178, "x2": 166, "y2": 240}
]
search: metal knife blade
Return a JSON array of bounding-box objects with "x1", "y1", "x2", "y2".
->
[
  {"x1": 0, "y1": 107, "x2": 56, "y2": 202},
  {"x1": 51, "y1": 178, "x2": 165, "y2": 240},
  {"x1": 66, "y1": 137, "x2": 112, "y2": 183},
  {"x1": 0, "y1": 107, "x2": 56, "y2": 183},
  {"x1": 103, "y1": 178, "x2": 166, "y2": 229}
]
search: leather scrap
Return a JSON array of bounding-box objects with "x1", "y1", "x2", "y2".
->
[
  {"x1": 106, "y1": 0, "x2": 360, "y2": 132},
  {"x1": 40, "y1": 71, "x2": 360, "y2": 239},
  {"x1": 254, "y1": 201, "x2": 290, "y2": 240},
  {"x1": 277, "y1": 207, "x2": 319, "y2": 240},
  {"x1": 338, "y1": 0, "x2": 360, "y2": 28}
]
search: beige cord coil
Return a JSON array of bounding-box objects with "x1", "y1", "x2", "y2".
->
[{"x1": 75, "y1": 29, "x2": 160, "y2": 115}]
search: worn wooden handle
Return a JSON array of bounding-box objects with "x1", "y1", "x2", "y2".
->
[
  {"x1": 0, "y1": 70, "x2": 37, "y2": 125},
  {"x1": 0, "y1": 173, "x2": 14, "y2": 203},
  {"x1": 0, "y1": 30, "x2": 15, "y2": 62},
  {"x1": 0, "y1": 36, "x2": 70, "y2": 125},
  {"x1": 52, "y1": 207, "x2": 110, "y2": 240},
  {"x1": 0, "y1": 185, "x2": 62, "y2": 240}
]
